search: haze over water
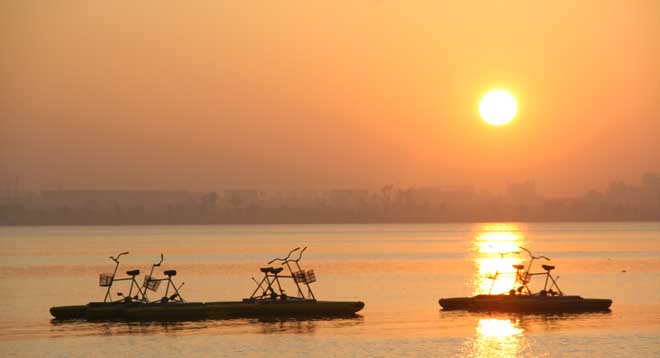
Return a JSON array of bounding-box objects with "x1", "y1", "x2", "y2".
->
[
  {"x1": 2, "y1": 1, "x2": 660, "y2": 356},
  {"x1": 1, "y1": 223, "x2": 659, "y2": 357},
  {"x1": 2, "y1": 1, "x2": 660, "y2": 196}
]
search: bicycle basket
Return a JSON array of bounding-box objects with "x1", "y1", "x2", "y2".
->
[
  {"x1": 143, "y1": 275, "x2": 161, "y2": 291},
  {"x1": 292, "y1": 270, "x2": 307, "y2": 283},
  {"x1": 99, "y1": 273, "x2": 114, "y2": 287},
  {"x1": 304, "y1": 270, "x2": 316, "y2": 284}
]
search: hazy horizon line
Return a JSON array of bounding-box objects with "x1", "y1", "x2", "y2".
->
[{"x1": 3, "y1": 171, "x2": 658, "y2": 199}]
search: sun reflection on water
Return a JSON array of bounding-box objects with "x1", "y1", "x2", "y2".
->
[
  {"x1": 469, "y1": 318, "x2": 524, "y2": 357},
  {"x1": 477, "y1": 318, "x2": 523, "y2": 337},
  {"x1": 472, "y1": 223, "x2": 526, "y2": 295}
]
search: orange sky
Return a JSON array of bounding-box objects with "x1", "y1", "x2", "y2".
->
[{"x1": 1, "y1": 1, "x2": 659, "y2": 196}]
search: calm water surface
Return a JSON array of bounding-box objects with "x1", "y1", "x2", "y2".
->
[{"x1": 1, "y1": 223, "x2": 659, "y2": 357}]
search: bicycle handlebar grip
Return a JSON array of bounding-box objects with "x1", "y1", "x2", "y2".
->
[
  {"x1": 281, "y1": 247, "x2": 301, "y2": 261},
  {"x1": 287, "y1": 247, "x2": 300, "y2": 257},
  {"x1": 294, "y1": 247, "x2": 308, "y2": 261},
  {"x1": 110, "y1": 251, "x2": 129, "y2": 263}
]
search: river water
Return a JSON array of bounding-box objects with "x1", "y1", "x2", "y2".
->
[{"x1": 1, "y1": 223, "x2": 659, "y2": 357}]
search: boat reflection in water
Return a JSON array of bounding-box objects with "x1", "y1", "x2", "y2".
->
[
  {"x1": 472, "y1": 223, "x2": 526, "y2": 295},
  {"x1": 466, "y1": 317, "x2": 525, "y2": 357}
]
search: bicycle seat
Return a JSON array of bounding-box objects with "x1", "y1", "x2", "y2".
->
[
  {"x1": 271, "y1": 267, "x2": 284, "y2": 274},
  {"x1": 512, "y1": 264, "x2": 525, "y2": 270},
  {"x1": 542, "y1": 265, "x2": 555, "y2": 271},
  {"x1": 260, "y1": 267, "x2": 273, "y2": 273},
  {"x1": 126, "y1": 269, "x2": 140, "y2": 276},
  {"x1": 164, "y1": 269, "x2": 177, "y2": 276}
]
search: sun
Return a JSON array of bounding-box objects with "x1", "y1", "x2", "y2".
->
[{"x1": 479, "y1": 89, "x2": 517, "y2": 126}]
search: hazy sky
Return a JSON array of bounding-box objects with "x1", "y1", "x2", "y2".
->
[{"x1": 2, "y1": 1, "x2": 659, "y2": 196}]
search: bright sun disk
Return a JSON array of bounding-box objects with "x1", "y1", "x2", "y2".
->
[{"x1": 479, "y1": 89, "x2": 517, "y2": 126}]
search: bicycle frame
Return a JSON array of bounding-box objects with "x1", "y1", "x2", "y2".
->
[
  {"x1": 159, "y1": 274, "x2": 185, "y2": 303},
  {"x1": 103, "y1": 251, "x2": 128, "y2": 302},
  {"x1": 270, "y1": 247, "x2": 306, "y2": 299},
  {"x1": 288, "y1": 247, "x2": 316, "y2": 300},
  {"x1": 102, "y1": 253, "x2": 147, "y2": 303},
  {"x1": 516, "y1": 247, "x2": 564, "y2": 296},
  {"x1": 249, "y1": 248, "x2": 299, "y2": 300},
  {"x1": 140, "y1": 253, "x2": 163, "y2": 302},
  {"x1": 248, "y1": 247, "x2": 318, "y2": 301},
  {"x1": 141, "y1": 253, "x2": 185, "y2": 303},
  {"x1": 485, "y1": 250, "x2": 519, "y2": 295}
]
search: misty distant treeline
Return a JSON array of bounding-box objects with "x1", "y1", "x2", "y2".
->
[{"x1": 1, "y1": 173, "x2": 659, "y2": 225}]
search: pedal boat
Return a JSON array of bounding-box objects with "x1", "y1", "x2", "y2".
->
[
  {"x1": 50, "y1": 300, "x2": 364, "y2": 321},
  {"x1": 439, "y1": 294, "x2": 611, "y2": 313},
  {"x1": 439, "y1": 247, "x2": 612, "y2": 313},
  {"x1": 50, "y1": 249, "x2": 364, "y2": 321}
]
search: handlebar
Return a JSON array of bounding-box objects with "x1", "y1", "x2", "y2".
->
[
  {"x1": 154, "y1": 253, "x2": 164, "y2": 267},
  {"x1": 267, "y1": 247, "x2": 300, "y2": 265},
  {"x1": 520, "y1": 247, "x2": 550, "y2": 261},
  {"x1": 110, "y1": 251, "x2": 129, "y2": 263},
  {"x1": 497, "y1": 250, "x2": 519, "y2": 257},
  {"x1": 291, "y1": 246, "x2": 307, "y2": 262},
  {"x1": 286, "y1": 247, "x2": 300, "y2": 260}
]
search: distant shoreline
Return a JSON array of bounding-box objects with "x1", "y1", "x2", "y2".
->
[
  {"x1": 3, "y1": 219, "x2": 660, "y2": 227},
  {"x1": 3, "y1": 174, "x2": 659, "y2": 226}
]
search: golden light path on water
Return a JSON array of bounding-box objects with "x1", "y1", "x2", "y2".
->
[
  {"x1": 468, "y1": 224, "x2": 527, "y2": 357},
  {"x1": 469, "y1": 318, "x2": 525, "y2": 357},
  {"x1": 472, "y1": 223, "x2": 526, "y2": 295}
]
